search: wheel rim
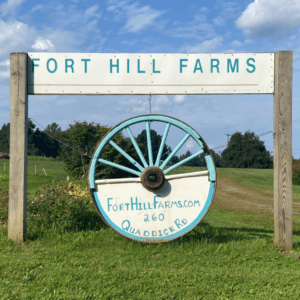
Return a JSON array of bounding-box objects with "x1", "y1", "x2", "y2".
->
[{"x1": 88, "y1": 114, "x2": 216, "y2": 243}]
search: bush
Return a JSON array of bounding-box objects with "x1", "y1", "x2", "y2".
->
[
  {"x1": 293, "y1": 160, "x2": 300, "y2": 185},
  {"x1": 0, "y1": 184, "x2": 9, "y2": 225},
  {"x1": 27, "y1": 179, "x2": 105, "y2": 234},
  {"x1": 0, "y1": 179, "x2": 106, "y2": 235}
]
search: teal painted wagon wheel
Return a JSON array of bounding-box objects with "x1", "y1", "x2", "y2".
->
[{"x1": 89, "y1": 114, "x2": 216, "y2": 243}]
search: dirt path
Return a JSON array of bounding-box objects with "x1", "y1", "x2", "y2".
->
[{"x1": 212, "y1": 174, "x2": 300, "y2": 216}]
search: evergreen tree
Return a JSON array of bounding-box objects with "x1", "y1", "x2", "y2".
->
[
  {"x1": 136, "y1": 129, "x2": 172, "y2": 165},
  {"x1": 179, "y1": 150, "x2": 202, "y2": 167},
  {"x1": 43, "y1": 122, "x2": 61, "y2": 157},
  {"x1": 170, "y1": 155, "x2": 180, "y2": 166},
  {"x1": 0, "y1": 123, "x2": 10, "y2": 153},
  {"x1": 221, "y1": 131, "x2": 273, "y2": 168}
]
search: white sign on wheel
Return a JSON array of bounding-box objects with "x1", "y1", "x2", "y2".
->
[
  {"x1": 89, "y1": 115, "x2": 216, "y2": 243},
  {"x1": 94, "y1": 172, "x2": 214, "y2": 242}
]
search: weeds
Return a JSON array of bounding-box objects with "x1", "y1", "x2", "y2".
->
[{"x1": 0, "y1": 179, "x2": 106, "y2": 238}]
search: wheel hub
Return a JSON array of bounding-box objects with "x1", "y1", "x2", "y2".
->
[{"x1": 141, "y1": 166, "x2": 165, "y2": 191}]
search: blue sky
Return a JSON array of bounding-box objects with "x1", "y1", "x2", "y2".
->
[{"x1": 0, "y1": 0, "x2": 300, "y2": 158}]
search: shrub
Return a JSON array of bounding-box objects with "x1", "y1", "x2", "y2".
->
[
  {"x1": 27, "y1": 179, "x2": 105, "y2": 234},
  {"x1": 0, "y1": 179, "x2": 106, "y2": 234},
  {"x1": 293, "y1": 160, "x2": 300, "y2": 185},
  {"x1": 0, "y1": 184, "x2": 9, "y2": 225}
]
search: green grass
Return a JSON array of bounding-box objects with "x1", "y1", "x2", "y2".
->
[
  {"x1": 166, "y1": 165, "x2": 207, "y2": 175},
  {"x1": 0, "y1": 157, "x2": 71, "y2": 196},
  {"x1": 217, "y1": 167, "x2": 300, "y2": 199},
  {"x1": 1, "y1": 210, "x2": 300, "y2": 299},
  {"x1": 2, "y1": 163, "x2": 300, "y2": 298}
]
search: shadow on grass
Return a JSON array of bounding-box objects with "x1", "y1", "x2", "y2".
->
[
  {"x1": 128, "y1": 221, "x2": 279, "y2": 248},
  {"x1": 179, "y1": 223, "x2": 300, "y2": 246},
  {"x1": 179, "y1": 222, "x2": 273, "y2": 244}
]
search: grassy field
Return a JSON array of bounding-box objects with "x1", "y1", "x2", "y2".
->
[
  {"x1": 1, "y1": 159, "x2": 300, "y2": 299},
  {"x1": 0, "y1": 157, "x2": 71, "y2": 196},
  {"x1": 217, "y1": 168, "x2": 300, "y2": 200}
]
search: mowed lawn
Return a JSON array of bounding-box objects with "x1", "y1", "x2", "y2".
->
[{"x1": 1, "y1": 159, "x2": 300, "y2": 299}]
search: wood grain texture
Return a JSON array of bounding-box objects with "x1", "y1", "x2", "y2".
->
[
  {"x1": 8, "y1": 53, "x2": 28, "y2": 244},
  {"x1": 273, "y1": 51, "x2": 293, "y2": 249}
]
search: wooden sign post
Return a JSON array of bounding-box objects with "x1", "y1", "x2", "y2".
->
[
  {"x1": 8, "y1": 51, "x2": 293, "y2": 249},
  {"x1": 273, "y1": 52, "x2": 293, "y2": 249},
  {"x1": 8, "y1": 53, "x2": 28, "y2": 243}
]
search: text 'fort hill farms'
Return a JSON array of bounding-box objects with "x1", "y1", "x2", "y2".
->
[{"x1": 27, "y1": 53, "x2": 274, "y2": 95}]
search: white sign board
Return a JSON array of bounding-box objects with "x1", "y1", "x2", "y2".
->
[
  {"x1": 27, "y1": 53, "x2": 274, "y2": 95},
  {"x1": 93, "y1": 172, "x2": 215, "y2": 242}
]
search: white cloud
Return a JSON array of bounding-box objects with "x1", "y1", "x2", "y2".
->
[
  {"x1": 236, "y1": 0, "x2": 300, "y2": 38},
  {"x1": 0, "y1": 19, "x2": 36, "y2": 60},
  {"x1": 51, "y1": 4, "x2": 101, "y2": 30},
  {"x1": 0, "y1": 18, "x2": 82, "y2": 81},
  {"x1": 119, "y1": 95, "x2": 172, "y2": 114},
  {"x1": 122, "y1": 39, "x2": 137, "y2": 45},
  {"x1": 181, "y1": 138, "x2": 197, "y2": 153},
  {"x1": 213, "y1": 16, "x2": 226, "y2": 27},
  {"x1": 28, "y1": 4, "x2": 105, "y2": 52},
  {"x1": 0, "y1": 3, "x2": 107, "y2": 83},
  {"x1": 181, "y1": 36, "x2": 223, "y2": 53},
  {"x1": 167, "y1": 14, "x2": 215, "y2": 40},
  {"x1": 121, "y1": 98, "x2": 149, "y2": 113},
  {"x1": 152, "y1": 95, "x2": 170, "y2": 112},
  {"x1": 230, "y1": 40, "x2": 243, "y2": 47},
  {"x1": 107, "y1": 1, "x2": 165, "y2": 33},
  {"x1": 200, "y1": 7, "x2": 209, "y2": 13},
  {"x1": 0, "y1": 0, "x2": 24, "y2": 17},
  {"x1": 173, "y1": 95, "x2": 186, "y2": 104},
  {"x1": 31, "y1": 4, "x2": 44, "y2": 13},
  {"x1": 213, "y1": 2, "x2": 241, "y2": 27},
  {"x1": 84, "y1": 5, "x2": 101, "y2": 18},
  {"x1": 32, "y1": 38, "x2": 55, "y2": 51},
  {"x1": 122, "y1": 5, "x2": 164, "y2": 32}
]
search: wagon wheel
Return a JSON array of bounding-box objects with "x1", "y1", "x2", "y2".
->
[{"x1": 88, "y1": 114, "x2": 216, "y2": 243}]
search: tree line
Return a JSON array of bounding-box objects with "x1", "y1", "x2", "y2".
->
[{"x1": 0, "y1": 121, "x2": 273, "y2": 178}]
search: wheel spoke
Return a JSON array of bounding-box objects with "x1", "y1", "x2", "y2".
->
[
  {"x1": 98, "y1": 158, "x2": 142, "y2": 177},
  {"x1": 126, "y1": 127, "x2": 148, "y2": 168},
  {"x1": 155, "y1": 123, "x2": 171, "y2": 167},
  {"x1": 146, "y1": 121, "x2": 153, "y2": 166},
  {"x1": 163, "y1": 149, "x2": 204, "y2": 175},
  {"x1": 109, "y1": 140, "x2": 144, "y2": 172},
  {"x1": 160, "y1": 133, "x2": 190, "y2": 169}
]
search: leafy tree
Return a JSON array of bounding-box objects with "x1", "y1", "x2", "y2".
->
[
  {"x1": 59, "y1": 121, "x2": 139, "y2": 179},
  {"x1": 32, "y1": 128, "x2": 59, "y2": 157},
  {"x1": 0, "y1": 121, "x2": 39, "y2": 155},
  {"x1": 211, "y1": 150, "x2": 223, "y2": 167},
  {"x1": 221, "y1": 131, "x2": 273, "y2": 168},
  {"x1": 0, "y1": 123, "x2": 10, "y2": 153},
  {"x1": 136, "y1": 129, "x2": 172, "y2": 165},
  {"x1": 170, "y1": 155, "x2": 180, "y2": 166},
  {"x1": 179, "y1": 150, "x2": 202, "y2": 167},
  {"x1": 0, "y1": 120, "x2": 60, "y2": 158},
  {"x1": 44, "y1": 122, "x2": 61, "y2": 138},
  {"x1": 27, "y1": 120, "x2": 39, "y2": 156},
  {"x1": 43, "y1": 122, "x2": 61, "y2": 158}
]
